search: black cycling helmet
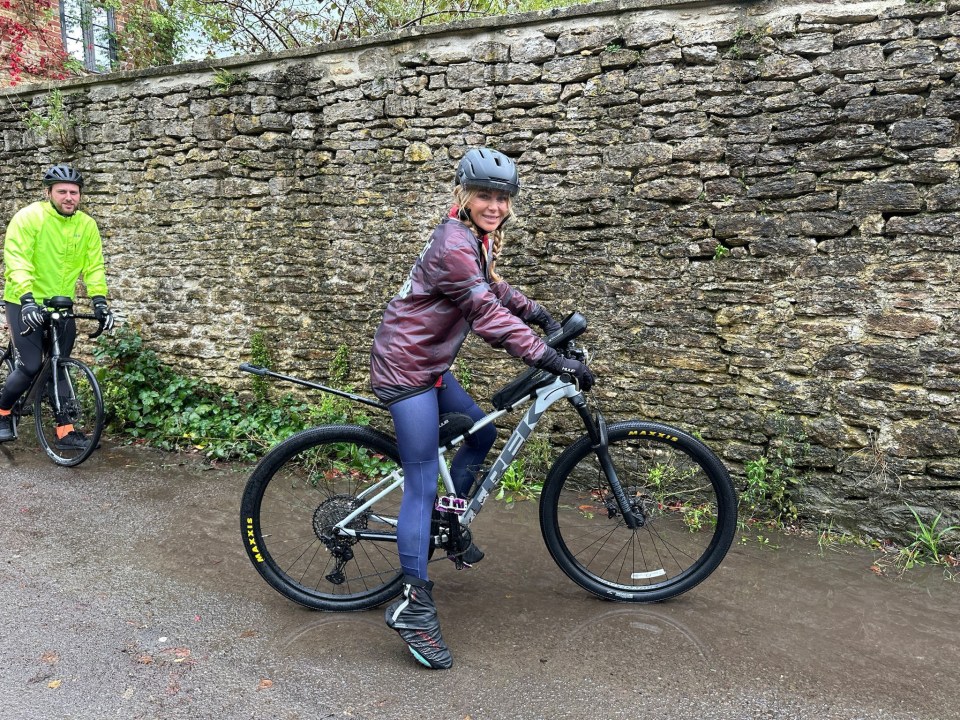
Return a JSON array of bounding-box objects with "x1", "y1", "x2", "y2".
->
[
  {"x1": 42, "y1": 164, "x2": 84, "y2": 188},
  {"x1": 455, "y1": 148, "x2": 520, "y2": 196}
]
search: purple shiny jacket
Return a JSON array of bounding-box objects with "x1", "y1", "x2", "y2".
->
[{"x1": 370, "y1": 217, "x2": 550, "y2": 404}]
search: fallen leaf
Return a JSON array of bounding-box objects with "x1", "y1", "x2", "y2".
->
[
  {"x1": 48, "y1": 680, "x2": 61, "y2": 689},
  {"x1": 136, "y1": 654, "x2": 154, "y2": 665},
  {"x1": 40, "y1": 651, "x2": 59, "y2": 665},
  {"x1": 239, "y1": 629, "x2": 257, "y2": 638},
  {"x1": 257, "y1": 679, "x2": 274, "y2": 691}
]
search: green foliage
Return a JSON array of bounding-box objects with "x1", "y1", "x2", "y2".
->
[
  {"x1": 742, "y1": 455, "x2": 799, "y2": 525},
  {"x1": 212, "y1": 67, "x2": 249, "y2": 88},
  {"x1": 495, "y1": 458, "x2": 543, "y2": 503},
  {"x1": 740, "y1": 413, "x2": 805, "y2": 526},
  {"x1": 329, "y1": 344, "x2": 351, "y2": 385},
  {"x1": 453, "y1": 357, "x2": 473, "y2": 393},
  {"x1": 895, "y1": 507, "x2": 960, "y2": 570},
  {"x1": 104, "y1": 0, "x2": 596, "y2": 64},
  {"x1": 92, "y1": 326, "x2": 363, "y2": 461},
  {"x1": 22, "y1": 90, "x2": 78, "y2": 154},
  {"x1": 249, "y1": 330, "x2": 272, "y2": 403},
  {"x1": 104, "y1": 0, "x2": 183, "y2": 68},
  {"x1": 714, "y1": 243, "x2": 731, "y2": 260}
]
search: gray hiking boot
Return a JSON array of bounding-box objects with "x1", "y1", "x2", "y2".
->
[{"x1": 384, "y1": 575, "x2": 453, "y2": 669}]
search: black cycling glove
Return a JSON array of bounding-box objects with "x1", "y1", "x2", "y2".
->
[
  {"x1": 19, "y1": 293, "x2": 45, "y2": 331},
  {"x1": 528, "y1": 305, "x2": 562, "y2": 337},
  {"x1": 92, "y1": 295, "x2": 115, "y2": 331},
  {"x1": 536, "y1": 347, "x2": 595, "y2": 391}
]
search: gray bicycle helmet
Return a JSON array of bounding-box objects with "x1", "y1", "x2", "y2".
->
[
  {"x1": 42, "y1": 164, "x2": 84, "y2": 188},
  {"x1": 455, "y1": 148, "x2": 520, "y2": 196}
]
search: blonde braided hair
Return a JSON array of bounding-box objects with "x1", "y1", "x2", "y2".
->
[{"x1": 453, "y1": 185, "x2": 516, "y2": 283}]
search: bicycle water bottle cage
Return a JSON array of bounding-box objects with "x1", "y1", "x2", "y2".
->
[
  {"x1": 43, "y1": 296, "x2": 73, "y2": 311},
  {"x1": 492, "y1": 367, "x2": 555, "y2": 411},
  {"x1": 438, "y1": 412, "x2": 475, "y2": 448}
]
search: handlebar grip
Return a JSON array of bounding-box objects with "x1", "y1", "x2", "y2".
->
[
  {"x1": 239, "y1": 363, "x2": 269, "y2": 376},
  {"x1": 88, "y1": 323, "x2": 105, "y2": 340}
]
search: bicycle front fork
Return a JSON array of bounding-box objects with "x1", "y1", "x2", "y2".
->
[{"x1": 573, "y1": 397, "x2": 645, "y2": 529}]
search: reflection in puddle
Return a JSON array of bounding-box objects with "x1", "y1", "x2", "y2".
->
[{"x1": 561, "y1": 605, "x2": 710, "y2": 661}]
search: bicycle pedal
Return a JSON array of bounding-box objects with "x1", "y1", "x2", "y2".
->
[
  {"x1": 435, "y1": 495, "x2": 466, "y2": 515},
  {"x1": 446, "y1": 553, "x2": 472, "y2": 570}
]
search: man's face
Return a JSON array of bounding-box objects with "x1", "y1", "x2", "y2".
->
[{"x1": 47, "y1": 182, "x2": 81, "y2": 216}]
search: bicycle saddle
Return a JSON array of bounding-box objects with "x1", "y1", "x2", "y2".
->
[{"x1": 438, "y1": 412, "x2": 475, "y2": 448}]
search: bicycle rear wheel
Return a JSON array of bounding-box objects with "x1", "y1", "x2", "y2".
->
[
  {"x1": 540, "y1": 420, "x2": 737, "y2": 603},
  {"x1": 241, "y1": 424, "x2": 405, "y2": 611},
  {"x1": 34, "y1": 358, "x2": 104, "y2": 467}
]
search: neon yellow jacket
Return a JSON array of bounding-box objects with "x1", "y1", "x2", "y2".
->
[{"x1": 3, "y1": 201, "x2": 108, "y2": 304}]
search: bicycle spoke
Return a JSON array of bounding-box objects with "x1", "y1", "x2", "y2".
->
[
  {"x1": 34, "y1": 359, "x2": 104, "y2": 467},
  {"x1": 241, "y1": 425, "x2": 407, "y2": 611},
  {"x1": 542, "y1": 420, "x2": 736, "y2": 602}
]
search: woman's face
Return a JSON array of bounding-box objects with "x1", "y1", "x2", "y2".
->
[{"x1": 465, "y1": 189, "x2": 512, "y2": 234}]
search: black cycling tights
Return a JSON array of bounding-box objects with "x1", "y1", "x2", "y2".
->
[{"x1": 0, "y1": 301, "x2": 76, "y2": 411}]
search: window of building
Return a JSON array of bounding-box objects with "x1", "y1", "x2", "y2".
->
[{"x1": 60, "y1": 0, "x2": 117, "y2": 72}]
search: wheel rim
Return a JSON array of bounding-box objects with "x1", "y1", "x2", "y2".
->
[
  {"x1": 248, "y1": 430, "x2": 405, "y2": 606},
  {"x1": 546, "y1": 424, "x2": 735, "y2": 598},
  {"x1": 34, "y1": 360, "x2": 104, "y2": 467}
]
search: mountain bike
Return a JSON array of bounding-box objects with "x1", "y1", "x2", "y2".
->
[
  {"x1": 0, "y1": 295, "x2": 106, "y2": 467},
  {"x1": 239, "y1": 312, "x2": 737, "y2": 611}
]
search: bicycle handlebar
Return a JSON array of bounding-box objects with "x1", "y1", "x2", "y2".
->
[{"x1": 20, "y1": 311, "x2": 105, "y2": 339}]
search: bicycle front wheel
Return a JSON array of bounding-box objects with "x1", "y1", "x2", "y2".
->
[
  {"x1": 241, "y1": 424, "x2": 405, "y2": 611},
  {"x1": 34, "y1": 358, "x2": 104, "y2": 467},
  {"x1": 540, "y1": 420, "x2": 737, "y2": 603}
]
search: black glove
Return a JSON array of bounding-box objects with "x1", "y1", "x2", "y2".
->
[
  {"x1": 92, "y1": 295, "x2": 115, "y2": 331},
  {"x1": 20, "y1": 293, "x2": 45, "y2": 331},
  {"x1": 529, "y1": 305, "x2": 562, "y2": 337},
  {"x1": 536, "y1": 347, "x2": 595, "y2": 391}
]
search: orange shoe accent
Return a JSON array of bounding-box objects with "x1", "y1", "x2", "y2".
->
[
  {"x1": 0, "y1": 409, "x2": 11, "y2": 416},
  {"x1": 56, "y1": 424, "x2": 75, "y2": 439}
]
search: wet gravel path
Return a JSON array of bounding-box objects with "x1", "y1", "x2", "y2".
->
[{"x1": 1, "y1": 440, "x2": 957, "y2": 720}]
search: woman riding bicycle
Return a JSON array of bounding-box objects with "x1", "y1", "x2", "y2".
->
[
  {"x1": 0, "y1": 164, "x2": 115, "y2": 447},
  {"x1": 370, "y1": 147, "x2": 595, "y2": 669}
]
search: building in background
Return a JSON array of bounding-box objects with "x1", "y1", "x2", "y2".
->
[{"x1": 1, "y1": 0, "x2": 121, "y2": 86}]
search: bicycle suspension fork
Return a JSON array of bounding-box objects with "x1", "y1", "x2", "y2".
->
[{"x1": 570, "y1": 395, "x2": 644, "y2": 529}]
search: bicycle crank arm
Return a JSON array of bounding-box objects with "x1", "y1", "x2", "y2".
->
[{"x1": 593, "y1": 411, "x2": 643, "y2": 530}]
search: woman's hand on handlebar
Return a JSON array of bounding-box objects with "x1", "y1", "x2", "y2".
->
[{"x1": 536, "y1": 347, "x2": 596, "y2": 391}]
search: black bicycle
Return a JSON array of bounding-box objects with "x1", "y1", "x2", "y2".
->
[
  {"x1": 240, "y1": 312, "x2": 737, "y2": 610},
  {"x1": 0, "y1": 295, "x2": 106, "y2": 467}
]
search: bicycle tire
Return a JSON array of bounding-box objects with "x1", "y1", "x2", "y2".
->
[
  {"x1": 540, "y1": 420, "x2": 737, "y2": 603},
  {"x1": 34, "y1": 358, "x2": 104, "y2": 467},
  {"x1": 240, "y1": 424, "x2": 407, "y2": 611}
]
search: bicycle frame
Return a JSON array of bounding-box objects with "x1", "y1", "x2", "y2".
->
[{"x1": 331, "y1": 374, "x2": 635, "y2": 543}]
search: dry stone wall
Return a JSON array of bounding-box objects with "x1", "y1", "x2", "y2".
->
[{"x1": 1, "y1": 0, "x2": 958, "y2": 541}]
